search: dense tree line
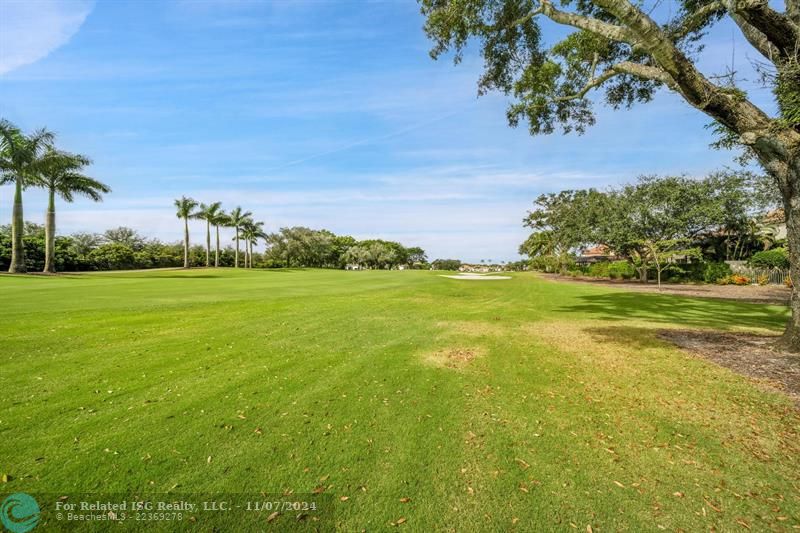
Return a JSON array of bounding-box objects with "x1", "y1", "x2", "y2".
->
[
  {"x1": 0, "y1": 224, "x2": 222, "y2": 271},
  {"x1": 262, "y1": 227, "x2": 427, "y2": 269},
  {"x1": 520, "y1": 172, "x2": 783, "y2": 287},
  {"x1": 0, "y1": 222, "x2": 429, "y2": 272}
]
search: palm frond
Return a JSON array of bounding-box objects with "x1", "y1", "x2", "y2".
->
[{"x1": 174, "y1": 196, "x2": 199, "y2": 218}]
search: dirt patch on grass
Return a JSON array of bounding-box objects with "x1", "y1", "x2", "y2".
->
[
  {"x1": 659, "y1": 330, "x2": 800, "y2": 405},
  {"x1": 540, "y1": 273, "x2": 790, "y2": 305},
  {"x1": 518, "y1": 321, "x2": 649, "y2": 377},
  {"x1": 423, "y1": 347, "x2": 484, "y2": 369}
]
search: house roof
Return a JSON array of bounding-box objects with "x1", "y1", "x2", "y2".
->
[{"x1": 581, "y1": 245, "x2": 612, "y2": 257}]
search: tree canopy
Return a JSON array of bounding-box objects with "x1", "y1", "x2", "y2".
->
[{"x1": 522, "y1": 172, "x2": 763, "y2": 280}]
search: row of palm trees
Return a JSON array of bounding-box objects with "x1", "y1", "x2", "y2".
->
[
  {"x1": 1, "y1": 119, "x2": 111, "y2": 273},
  {"x1": 174, "y1": 197, "x2": 266, "y2": 269}
]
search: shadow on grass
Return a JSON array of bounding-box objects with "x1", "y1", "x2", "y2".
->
[
  {"x1": 582, "y1": 325, "x2": 671, "y2": 350},
  {"x1": 558, "y1": 291, "x2": 788, "y2": 332}
]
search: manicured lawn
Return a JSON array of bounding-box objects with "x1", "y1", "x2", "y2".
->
[{"x1": 1, "y1": 269, "x2": 798, "y2": 530}]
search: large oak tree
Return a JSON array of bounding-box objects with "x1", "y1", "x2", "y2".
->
[{"x1": 420, "y1": 0, "x2": 800, "y2": 348}]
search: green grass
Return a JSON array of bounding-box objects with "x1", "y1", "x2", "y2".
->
[{"x1": 1, "y1": 269, "x2": 798, "y2": 530}]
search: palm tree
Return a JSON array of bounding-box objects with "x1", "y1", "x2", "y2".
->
[
  {"x1": 174, "y1": 196, "x2": 198, "y2": 268},
  {"x1": 226, "y1": 206, "x2": 252, "y2": 268},
  {"x1": 251, "y1": 221, "x2": 266, "y2": 268},
  {"x1": 240, "y1": 220, "x2": 265, "y2": 268},
  {"x1": 39, "y1": 148, "x2": 111, "y2": 273},
  {"x1": 0, "y1": 120, "x2": 54, "y2": 273},
  {"x1": 211, "y1": 210, "x2": 229, "y2": 267},
  {"x1": 240, "y1": 221, "x2": 253, "y2": 268},
  {"x1": 193, "y1": 201, "x2": 223, "y2": 267}
]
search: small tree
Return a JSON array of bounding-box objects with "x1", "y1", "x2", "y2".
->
[{"x1": 641, "y1": 239, "x2": 702, "y2": 289}]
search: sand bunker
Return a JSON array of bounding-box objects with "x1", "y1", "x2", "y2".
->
[{"x1": 439, "y1": 273, "x2": 511, "y2": 280}]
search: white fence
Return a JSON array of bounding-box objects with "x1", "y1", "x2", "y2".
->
[{"x1": 727, "y1": 261, "x2": 790, "y2": 285}]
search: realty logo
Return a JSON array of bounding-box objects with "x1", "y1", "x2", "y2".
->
[{"x1": 0, "y1": 493, "x2": 39, "y2": 533}]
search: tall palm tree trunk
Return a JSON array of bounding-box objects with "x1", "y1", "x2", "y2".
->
[
  {"x1": 9, "y1": 178, "x2": 26, "y2": 273},
  {"x1": 183, "y1": 217, "x2": 190, "y2": 268},
  {"x1": 215, "y1": 225, "x2": 220, "y2": 267},
  {"x1": 234, "y1": 228, "x2": 240, "y2": 268},
  {"x1": 205, "y1": 220, "x2": 211, "y2": 267},
  {"x1": 43, "y1": 188, "x2": 56, "y2": 273}
]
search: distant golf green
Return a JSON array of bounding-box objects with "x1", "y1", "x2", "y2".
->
[{"x1": 2, "y1": 269, "x2": 798, "y2": 530}]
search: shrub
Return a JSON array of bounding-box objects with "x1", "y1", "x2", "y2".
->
[
  {"x1": 703, "y1": 262, "x2": 732, "y2": 283},
  {"x1": 748, "y1": 248, "x2": 789, "y2": 269},
  {"x1": 587, "y1": 261, "x2": 610, "y2": 278},
  {"x1": 786, "y1": 275, "x2": 794, "y2": 289},
  {"x1": 608, "y1": 260, "x2": 635, "y2": 279},
  {"x1": 530, "y1": 255, "x2": 560, "y2": 273},
  {"x1": 87, "y1": 243, "x2": 137, "y2": 270},
  {"x1": 728, "y1": 274, "x2": 752, "y2": 286},
  {"x1": 757, "y1": 274, "x2": 769, "y2": 286}
]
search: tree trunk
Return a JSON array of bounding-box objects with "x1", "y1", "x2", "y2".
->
[
  {"x1": 9, "y1": 178, "x2": 26, "y2": 273},
  {"x1": 205, "y1": 220, "x2": 211, "y2": 267},
  {"x1": 780, "y1": 168, "x2": 800, "y2": 351},
  {"x1": 183, "y1": 217, "x2": 189, "y2": 268},
  {"x1": 43, "y1": 188, "x2": 56, "y2": 273},
  {"x1": 215, "y1": 225, "x2": 220, "y2": 267},
  {"x1": 235, "y1": 228, "x2": 239, "y2": 268}
]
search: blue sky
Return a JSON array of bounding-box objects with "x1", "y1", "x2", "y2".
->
[{"x1": 0, "y1": 0, "x2": 775, "y2": 262}]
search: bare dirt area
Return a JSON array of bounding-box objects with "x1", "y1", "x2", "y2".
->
[
  {"x1": 540, "y1": 273, "x2": 791, "y2": 305},
  {"x1": 423, "y1": 346, "x2": 484, "y2": 369},
  {"x1": 659, "y1": 330, "x2": 800, "y2": 405}
]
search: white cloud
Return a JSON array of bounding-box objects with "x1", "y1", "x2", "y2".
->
[{"x1": 0, "y1": 0, "x2": 94, "y2": 75}]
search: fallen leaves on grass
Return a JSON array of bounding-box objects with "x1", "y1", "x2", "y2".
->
[
  {"x1": 658, "y1": 329, "x2": 800, "y2": 405},
  {"x1": 704, "y1": 498, "x2": 722, "y2": 513}
]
